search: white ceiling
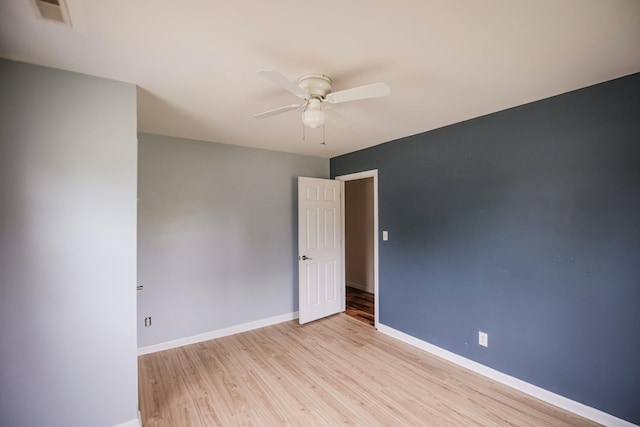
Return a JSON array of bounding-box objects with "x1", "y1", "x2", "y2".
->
[{"x1": 1, "y1": 1, "x2": 639, "y2": 158}]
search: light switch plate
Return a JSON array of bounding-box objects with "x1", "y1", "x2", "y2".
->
[
  {"x1": 383, "y1": 231, "x2": 388, "y2": 241},
  {"x1": 479, "y1": 331, "x2": 488, "y2": 347}
]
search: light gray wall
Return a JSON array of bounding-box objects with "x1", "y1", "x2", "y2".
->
[
  {"x1": 0, "y1": 60, "x2": 138, "y2": 427},
  {"x1": 137, "y1": 133, "x2": 328, "y2": 347}
]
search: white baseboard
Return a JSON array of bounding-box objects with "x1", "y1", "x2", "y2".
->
[
  {"x1": 346, "y1": 281, "x2": 374, "y2": 293},
  {"x1": 377, "y1": 323, "x2": 636, "y2": 427},
  {"x1": 138, "y1": 311, "x2": 299, "y2": 356},
  {"x1": 112, "y1": 411, "x2": 141, "y2": 427}
]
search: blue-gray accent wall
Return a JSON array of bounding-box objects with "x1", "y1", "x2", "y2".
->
[{"x1": 331, "y1": 73, "x2": 640, "y2": 424}]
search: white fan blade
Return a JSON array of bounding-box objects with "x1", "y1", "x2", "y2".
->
[
  {"x1": 257, "y1": 70, "x2": 308, "y2": 99},
  {"x1": 324, "y1": 82, "x2": 390, "y2": 104},
  {"x1": 254, "y1": 104, "x2": 302, "y2": 119}
]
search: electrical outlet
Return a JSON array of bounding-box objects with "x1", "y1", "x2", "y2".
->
[
  {"x1": 144, "y1": 317, "x2": 152, "y2": 327},
  {"x1": 479, "y1": 331, "x2": 488, "y2": 347}
]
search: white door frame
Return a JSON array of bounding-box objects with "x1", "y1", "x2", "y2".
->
[{"x1": 335, "y1": 170, "x2": 379, "y2": 329}]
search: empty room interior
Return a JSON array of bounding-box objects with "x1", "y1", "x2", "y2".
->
[{"x1": 1, "y1": 1, "x2": 639, "y2": 426}]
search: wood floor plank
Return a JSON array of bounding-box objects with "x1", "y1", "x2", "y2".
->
[{"x1": 139, "y1": 314, "x2": 600, "y2": 426}]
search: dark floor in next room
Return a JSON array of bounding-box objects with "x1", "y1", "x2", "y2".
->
[{"x1": 345, "y1": 286, "x2": 374, "y2": 326}]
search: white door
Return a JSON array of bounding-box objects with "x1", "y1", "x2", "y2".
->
[{"x1": 298, "y1": 177, "x2": 343, "y2": 324}]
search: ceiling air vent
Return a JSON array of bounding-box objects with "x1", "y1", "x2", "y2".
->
[{"x1": 32, "y1": 0, "x2": 72, "y2": 26}]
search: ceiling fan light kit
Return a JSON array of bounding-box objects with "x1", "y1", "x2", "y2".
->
[
  {"x1": 255, "y1": 69, "x2": 390, "y2": 136},
  {"x1": 302, "y1": 99, "x2": 325, "y2": 129}
]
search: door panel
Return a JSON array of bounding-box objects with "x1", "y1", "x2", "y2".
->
[{"x1": 298, "y1": 177, "x2": 342, "y2": 324}]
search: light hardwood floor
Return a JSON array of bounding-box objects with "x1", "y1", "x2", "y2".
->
[{"x1": 138, "y1": 314, "x2": 599, "y2": 426}]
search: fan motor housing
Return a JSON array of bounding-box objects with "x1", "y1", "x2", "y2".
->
[{"x1": 297, "y1": 74, "x2": 332, "y2": 97}]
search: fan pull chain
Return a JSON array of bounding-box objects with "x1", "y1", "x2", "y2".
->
[
  {"x1": 301, "y1": 112, "x2": 306, "y2": 141},
  {"x1": 321, "y1": 124, "x2": 326, "y2": 145}
]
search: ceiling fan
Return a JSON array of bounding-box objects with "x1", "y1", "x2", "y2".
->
[{"x1": 254, "y1": 70, "x2": 390, "y2": 129}]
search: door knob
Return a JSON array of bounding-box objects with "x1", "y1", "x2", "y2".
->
[{"x1": 300, "y1": 255, "x2": 312, "y2": 260}]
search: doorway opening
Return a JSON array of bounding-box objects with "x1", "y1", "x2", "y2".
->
[{"x1": 336, "y1": 170, "x2": 379, "y2": 328}]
